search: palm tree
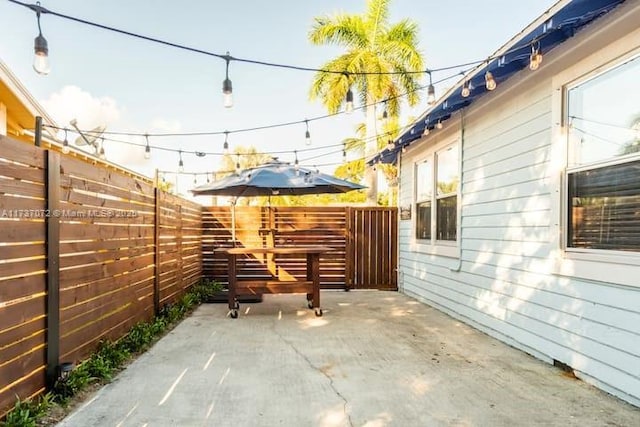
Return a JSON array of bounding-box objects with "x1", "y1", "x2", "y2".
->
[{"x1": 309, "y1": 0, "x2": 424, "y2": 204}]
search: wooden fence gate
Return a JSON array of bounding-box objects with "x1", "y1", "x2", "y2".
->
[{"x1": 346, "y1": 207, "x2": 397, "y2": 290}]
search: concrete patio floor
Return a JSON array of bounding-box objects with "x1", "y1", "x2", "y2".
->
[{"x1": 57, "y1": 291, "x2": 640, "y2": 427}]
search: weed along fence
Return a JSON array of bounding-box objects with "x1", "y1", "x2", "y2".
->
[
  {"x1": 0, "y1": 135, "x2": 202, "y2": 417},
  {"x1": 202, "y1": 206, "x2": 398, "y2": 291}
]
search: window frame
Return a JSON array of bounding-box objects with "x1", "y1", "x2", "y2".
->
[
  {"x1": 412, "y1": 138, "x2": 461, "y2": 258},
  {"x1": 550, "y1": 42, "x2": 640, "y2": 288},
  {"x1": 563, "y1": 52, "x2": 640, "y2": 256}
]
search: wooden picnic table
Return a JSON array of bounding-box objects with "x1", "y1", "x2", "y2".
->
[{"x1": 221, "y1": 246, "x2": 331, "y2": 318}]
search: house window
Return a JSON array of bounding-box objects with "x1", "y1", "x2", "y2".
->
[
  {"x1": 415, "y1": 142, "x2": 459, "y2": 243},
  {"x1": 415, "y1": 160, "x2": 432, "y2": 239},
  {"x1": 566, "y1": 54, "x2": 640, "y2": 252}
]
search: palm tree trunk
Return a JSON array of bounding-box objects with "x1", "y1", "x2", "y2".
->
[{"x1": 364, "y1": 96, "x2": 378, "y2": 205}]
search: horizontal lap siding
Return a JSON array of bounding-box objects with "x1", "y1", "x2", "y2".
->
[
  {"x1": 0, "y1": 136, "x2": 46, "y2": 416},
  {"x1": 398, "y1": 73, "x2": 640, "y2": 405}
]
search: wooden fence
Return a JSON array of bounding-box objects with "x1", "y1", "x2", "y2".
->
[
  {"x1": 1, "y1": 133, "x2": 397, "y2": 417},
  {"x1": 202, "y1": 206, "x2": 397, "y2": 291},
  {"x1": 0, "y1": 135, "x2": 201, "y2": 417}
]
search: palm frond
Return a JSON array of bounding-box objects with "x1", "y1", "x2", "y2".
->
[{"x1": 309, "y1": 15, "x2": 368, "y2": 49}]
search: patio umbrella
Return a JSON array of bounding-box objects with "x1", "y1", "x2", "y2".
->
[{"x1": 191, "y1": 159, "x2": 365, "y2": 243}]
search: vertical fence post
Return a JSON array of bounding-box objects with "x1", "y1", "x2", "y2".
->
[
  {"x1": 344, "y1": 207, "x2": 353, "y2": 291},
  {"x1": 34, "y1": 116, "x2": 43, "y2": 147},
  {"x1": 153, "y1": 187, "x2": 161, "y2": 315},
  {"x1": 45, "y1": 150, "x2": 60, "y2": 388}
]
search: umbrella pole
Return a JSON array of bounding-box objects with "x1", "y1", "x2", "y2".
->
[{"x1": 231, "y1": 198, "x2": 237, "y2": 247}]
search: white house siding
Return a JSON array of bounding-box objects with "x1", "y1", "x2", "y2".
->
[{"x1": 398, "y1": 2, "x2": 640, "y2": 407}]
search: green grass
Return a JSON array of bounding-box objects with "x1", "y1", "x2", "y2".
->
[{"x1": 1, "y1": 279, "x2": 221, "y2": 427}]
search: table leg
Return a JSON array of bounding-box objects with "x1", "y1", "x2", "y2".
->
[
  {"x1": 306, "y1": 253, "x2": 313, "y2": 308},
  {"x1": 311, "y1": 253, "x2": 322, "y2": 316},
  {"x1": 228, "y1": 253, "x2": 238, "y2": 318}
]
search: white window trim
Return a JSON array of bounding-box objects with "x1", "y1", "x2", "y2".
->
[
  {"x1": 550, "y1": 42, "x2": 640, "y2": 288},
  {"x1": 410, "y1": 137, "x2": 461, "y2": 258}
]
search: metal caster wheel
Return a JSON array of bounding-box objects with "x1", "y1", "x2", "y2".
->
[
  {"x1": 314, "y1": 308, "x2": 323, "y2": 317},
  {"x1": 230, "y1": 309, "x2": 238, "y2": 319},
  {"x1": 307, "y1": 300, "x2": 314, "y2": 309}
]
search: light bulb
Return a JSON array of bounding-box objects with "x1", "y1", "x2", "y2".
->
[
  {"x1": 345, "y1": 88, "x2": 354, "y2": 114},
  {"x1": 62, "y1": 139, "x2": 70, "y2": 154},
  {"x1": 427, "y1": 84, "x2": 436, "y2": 105},
  {"x1": 33, "y1": 34, "x2": 50, "y2": 75},
  {"x1": 223, "y1": 91, "x2": 233, "y2": 108},
  {"x1": 485, "y1": 71, "x2": 497, "y2": 91},
  {"x1": 178, "y1": 159, "x2": 184, "y2": 172},
  {"x1": 98, "y1": 147, "x2": 106, "y2": 160},
  {"x1": 305, "y1": 130, "x2": 311, "y2": 145},
  {"x1": 461, "y1": 81, "x2": 471, "y2": 98},
  {"x1": 144, "y1": 145, "x2": 151, "y2": 159},
  {"x1": 529, "y1": 48, "x2": 543, "y2": 71}
]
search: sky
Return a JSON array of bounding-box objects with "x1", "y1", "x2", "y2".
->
[{"x1": 0, "y1": 0, "x2": 558, "y2": 196}]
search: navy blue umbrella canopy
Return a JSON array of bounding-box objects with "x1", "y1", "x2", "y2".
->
[{"x1": 191, "y1": 159, "x2": 365, "y2": 198}]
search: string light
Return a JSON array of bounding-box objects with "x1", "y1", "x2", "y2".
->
[
  {"x1": 178, "y1": 150, "x2": 184, "y2": 172},
  {"x1": 31, "y1": 2, "x2": 50, "y2": 75},
  {"x1": 427, "y1": 71, "x2": 436, "y2": 105},
  {"x1": 345, "y1": 88, "x2": 354, "y2": 114},
  {"x1": 461, "y1": 79, "x2": 471, "y2": 98},
  {"x1": 235, "y1": 154, "x2": 241, "y2": 174},
  {"x1": 61, "y1": 128, "x2": 69, "y2": 154},
  {"x1": 222, "y1": 52, "x2": 233, "y2": 108},
  {"x1": 144, "y1": 134, "x2": 151, "y2": 159},
  {"x1": 382, "y1": 100, "x2": 388, "y2": 119},
  {"x1": 343, "y1": 72, "x2": 354, "y2": 114},
  {"x1": 98, "y1": 138, "x2": 106, "y2": 160},
  {"x1": 294, "y1": 150, "x2": 300, "y2": 172},
  {"x1": 485, "y1": 70, "x2": 497, "y2": 91},
  {"x1": 529, "y1": 44, "x2": 543, "y2": 70},
  {"x1": 223, "y1": 131, "x2": 229, "y2": 155},
  {"x1": 304, "y1": 120, "x2": 311, "y2": 145},
  {"x1": 41, "y1": 69, "x2": 466, "y2": 145}
]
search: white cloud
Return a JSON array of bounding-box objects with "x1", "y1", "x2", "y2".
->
[{"x1": 41, "y1": 85, "x2": 122, "y2": 130}]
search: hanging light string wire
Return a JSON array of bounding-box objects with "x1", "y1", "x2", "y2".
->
[
  {"x1": 7, "y1": 0, "x2": 487, "y2": 76},
  {"x1": 40, "y1": 69, "x2": 464, "y2": 148},
  {"x1": 8, "y1": 0, "x2": 550, "y2": 79}
]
